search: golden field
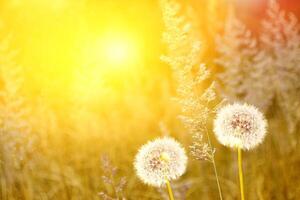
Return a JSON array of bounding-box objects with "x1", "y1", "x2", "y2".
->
[{"x1": 0, "y1": 0, "x2": 299, "y2": 199}]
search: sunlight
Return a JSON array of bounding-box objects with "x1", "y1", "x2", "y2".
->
[
  {"x1": 103, "y1": 36, "x2": 137, "y2": 66},
  {"x1": 0, "y1": 0, "x2": 299, "y2": 199},
  {"x1": 74, "y1": 30, "x2": 142, "y2": 97},
  {"x1": 82, "y1": 32, "x2": 141, "y2": 70}
]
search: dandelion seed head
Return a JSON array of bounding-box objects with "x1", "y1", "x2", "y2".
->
[
  {"x1": 134, "y1": 137, "x2": 187, "y2": 187},
  {"x1": 214, "y1": 103, "x2": 267, "y2": 150}
]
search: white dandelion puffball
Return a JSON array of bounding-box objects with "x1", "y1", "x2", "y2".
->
[
  {"x1": 214, "y1": 103, "x2": 267, "y2": 150},
  {"x1": 134, "y1": 137, "x2": 188, "y2": 187}
]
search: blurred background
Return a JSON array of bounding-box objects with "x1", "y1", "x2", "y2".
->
[{"x1": 0, "y1": 0, "x2": 299, "y2": 199}]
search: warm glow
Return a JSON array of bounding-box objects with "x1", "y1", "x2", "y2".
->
[
  {"x1": 81, "y1": 32, "x2": 140, "y2": 71},
  {"x1": 103, "y1": 36, "x2": 138, "y2": 66},
  {"x1": 0, "y1": 0, "x2": 297, "y2": 199}
]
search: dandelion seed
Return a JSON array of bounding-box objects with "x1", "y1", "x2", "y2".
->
[
  {"x1": 134, "y1": 137, "x2": 187, "y2": 187},
  {"x1": 214, "y1": 103, "x2": 267, "y2": 150}
]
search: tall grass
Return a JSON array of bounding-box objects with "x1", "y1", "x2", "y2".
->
[{"x1": 0, "y1": 0, "x2": 299, "y2": 199}]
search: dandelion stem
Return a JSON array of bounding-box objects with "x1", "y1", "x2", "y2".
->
[
  {"x1": 165, "y1": 179, "x2": 175, "y2": 200},
  {"x1": 205, "y1": 129, "x2": 223, "y2": 200},
  {"x1": 238, "y1": 148, "x2": 245, "y2": 200}
]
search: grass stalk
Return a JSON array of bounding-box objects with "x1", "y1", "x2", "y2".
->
[
  {"x1": 211, "y1": 158, "x2": 223, "y2": 200},
  {"x1": 205, "y1": 129, "x2": 223, "y2": 200}
]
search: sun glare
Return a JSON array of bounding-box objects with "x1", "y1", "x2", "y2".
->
[
  {"x1": 104, "y1": 37, "x2": 135, "y2": 66},
  {"x1": 82, "y1": 32, "x2": 141, "y2": 70}
]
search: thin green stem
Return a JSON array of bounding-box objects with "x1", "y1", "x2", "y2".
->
[
  {"x1": 238, "y1": 148, "x2": 245, "y2": 200},
  {"x1": 165, "y1": 179, "x2": 175, "y2": 200},
  {"x1": 205, "y1": 129, "x2": 223, "y2": 200}
]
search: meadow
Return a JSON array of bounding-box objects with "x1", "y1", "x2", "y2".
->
[{"x1": 0, "y1": 0, "x2": 299, "y2": 199}]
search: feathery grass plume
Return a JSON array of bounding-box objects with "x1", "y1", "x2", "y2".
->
[
  {"x1": 0, "y1": 29, "x2": 34, "y2": 190},
  {"x1": 216, "y1": 1, "x2": 300, "y2": 133},
  {"x1": 99, "y1": 155, "x2": 127, "y2": 200},
  {"x1": 160, "y1": 0, "x2": 223, "y2": 199},
  {"x1": 215, "y1": 6, "x2": 273, "y2": 112},
  {"x1": 258, "y1": 0, "x2": 300, "y2": 133},
  {"x1": 214, "y1": 103, "x2": 267, "y2": 200},
  {"x1": 134, "y1": 137, "x2": 187, "y2": 199},
  {"x1": 160, "y1": 0, "x2": 214, "y2": 162}
]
